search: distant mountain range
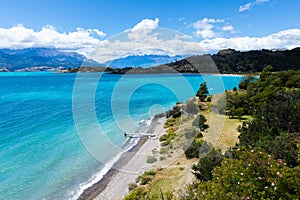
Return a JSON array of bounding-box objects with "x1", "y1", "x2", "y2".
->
[
  {"x1": 0, "y1": 48, "x2": 187, "y2": 71},
  {"x1": 104, "y1": 54, "x2": 185, "y2": 68},
  {"x1": 0, "y1": 48, "x2": 100, "y2": 71}
]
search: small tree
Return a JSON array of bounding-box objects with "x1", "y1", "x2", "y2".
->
[
  {"x1": 196, "y1": 82, "x2": 209, "y2": 102},
  {"x1": 235, "y1": 107, "x2": 244, "y2": 121},
  {"x1": 192, "y1": 114, "x2": 208, "y2": 130}
]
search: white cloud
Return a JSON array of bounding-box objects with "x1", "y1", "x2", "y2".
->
[
  {"x1": 195, "y1": 29, "x2": 218, "y2": 39},
  {"x1": 193, "y1": 18, "x2": 234, "y2": 39},
  {"x1": 199, "y1": 29, "x2": 300, "y2": 52},
  {"x1": 256, "y1": 0, "x2": 269, "y2": 4},
  {"x1": 0, "y1": 24, "x2": 105, "y2": 56},
  {"x1": 239, "y1": 0, "x2": 269, "y2": 12},
  {"x1": 239, "y1": 3, "x2": 252, "y2": 12},
  {"x1": 90, "y1": 18, "x2": 205, "y2": 63},
  {"x1": 131, "y1": 18, "x2": 159, "y2": 31},
  {"x1": 221, "y1": 25, "x2": 234, "y2": 32},
  {"x1": 90, "y1": 29, "x2": 106, "y2": 37}
]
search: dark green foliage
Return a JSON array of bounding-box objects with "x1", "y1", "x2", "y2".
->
[
  {"x1": 136, "y1": 170, "x2": 156, "y2": 185},
  {"x1": 192, "y1": 146, "x2": 223, "y2": 181},
  {"x1": 238, "y1": 75, "x2": 257, "y2": 90},
  {"x1": 233, "y1": 86, "x2": 237, "y2": 91},
  {"x1": 183, "y1": 139, "x2": 204, "y2": 159},
  {"x1": 124, "y1": 187, "x2": 148, "y2": 200},
  {"x1": 172, "y1": 110, "x2": 181, "y2": 118},
  {"x1": 166, "y1": 105, "x2": 181, "y2": 118},
  {"x1": 159, "y1": 134, "x2": 169, "y2": 142},
  {"x1": 196, "y1": 82, "x2": 209, "y2": 101},
  {"x1": 206, "y1": 95, "x2": 212, "y2": 102},
  {"x1": 212, "y1": 48, "x2": 300, "y2": 73},
  {"x1": 239, "y1": 90, "x2": 300, "y2": 148},
  {"x1": 184, "y1": 148, "x2": 300, "y2": 200},
  {"x1": 265, "y1": 133, "x2": 300, "y2": 167},
  {"x1": 235, "y1": 107, "x2": 244, "y2": 121},
  {"x1": 192, "y1": 114, "x2": 208, "y2": 130}
]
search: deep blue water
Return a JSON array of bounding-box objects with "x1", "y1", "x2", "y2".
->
[{"x1": 0, "y1": 72, "x2": 242, "y2": 199}]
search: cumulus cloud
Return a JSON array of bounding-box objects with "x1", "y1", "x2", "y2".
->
[
  {"x1": 199, "y1": 29, "x2": 300, "y2": 52},
  {"x1": 90, "y1": 18, "x2": 204, "y2": 63},
  {"x1": 193, "y1": 18, "x2": 234, "y2": 39},
  {"x1": 239, "y1": 0, "x2": 269, "y2": 12},
  {"x1": 131, "y1": 18, "x2": 159, "y2": 31},
  {"x1": 0, "y1": 24, "x2": 105, "y2": 56}
]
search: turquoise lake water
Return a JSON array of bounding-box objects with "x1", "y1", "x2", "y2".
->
[{"x1": 0, "y1": 72, "x2": 243, "y2": 199}]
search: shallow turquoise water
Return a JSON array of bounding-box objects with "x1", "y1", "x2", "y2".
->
[{"x1": 0, "y1": 72, "x2": 242, "y2": 199}]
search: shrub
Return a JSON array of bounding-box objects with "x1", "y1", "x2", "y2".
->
[
  {"x1": 191, "y1": 148, "x2": 300, "y2": 199},
  {"x1": 146, "y1": 156, "x2": 157, "y2": 164},
  {"x1": 183, "y1": 139, "x2": 204, "y2": 159},
  {"x1": 206, "y1": 96, "x2": 212, "y2": 102},
  {"x1": 160, "y1": 147, "x2": 169, "y2": 154},
  {"x1": 159, "y1": 134, "x2": 168, "y2": 142},
  {"x1": 192, "y1": 147, "x2": 223, "y2": 181},
  {"x1": 124, "y1": 187, "x2": 147, "y2": 200},
  {"x1": 128, "y1": 182, "x2": 137, "y2": 191},
  {"x1": 160, "y1": 156, "x2": 166, "y2": 161},
  {"x1": 192, "y1": 114, "x2": 208, "y2": 130},
  {"x1": 196, "y1": 131, "x2": 203, "y2": 138},
  {"x1": 136, "y1": 170, "x2": 156, "y2": 185},
  {"x1": 184, "y1": 128, "x2": 197, "y2": 139},
  {"x1": 196, "y1": 82, "x2": 209, "y2": 102}
]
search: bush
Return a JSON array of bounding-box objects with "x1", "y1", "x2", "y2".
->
[
  {"x1": 196, "y1": 82, "x2": 209, "y2": 102},
  {"x1": 160, "y1": 147, "x2": 169, "y2": 154},
  {"x1": 124, "y1": 187, "x2": 147, "y2": 200},
  {"x1": 192, "y1": 147, "x2": 223, "y2": 181},
  {"x1": 196, "y1": 131, "x2": 203, "y2": 138},
  {"x1": 159, "y1": 134, "x2": 168, "y2": 142},
  {"x1": 146, "y1": 156, "x2": 157, "y2": 164},
  {"x1": 265, "y1": 133, "x2": 300, "y2": 167},
  {"x1": 136, "y1": 170, "x2": 156, "y2": 185},
  {"x1": 128, "y1": 182, "x2": 137, "y2": 191},
  {"x1": 184, "y1": 128, "x2": 197, "y2": 139},
  {"x1": 192, "y1": 114, "x2": 208, "y2": 130},
  {"x1": 190, "y1": 148, "x2": 300, "y2": 199},
  {"x1": 183, "y1": 139, "x2": 204, "y2": 159}
]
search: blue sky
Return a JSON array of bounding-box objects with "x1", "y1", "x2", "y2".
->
[{"x1": 0, "y1": 0, "x2": 299, "y2": 61}]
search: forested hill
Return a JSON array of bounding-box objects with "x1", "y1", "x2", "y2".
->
[
  {"x1": 161, "y1": 47, "x2": 300, "y2": 74},
  {"x1": 212, "y1": 48, "x2": 300, "y2": 73}
]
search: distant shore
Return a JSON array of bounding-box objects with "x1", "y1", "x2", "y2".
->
[{"x1": 78, "y1": 117, "x2": 166, "y2": 200}]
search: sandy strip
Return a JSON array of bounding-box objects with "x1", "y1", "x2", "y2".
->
[{"x1": 78, "y1": 117, "x2": 166, "y2": 200}]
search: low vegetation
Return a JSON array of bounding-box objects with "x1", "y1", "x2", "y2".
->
[{"x1": 124, "y1": 68, "x2": 300, "y2": 199}]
